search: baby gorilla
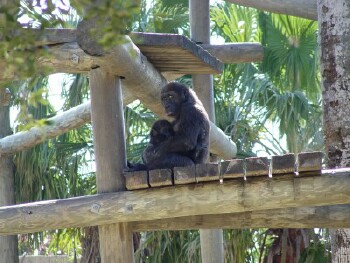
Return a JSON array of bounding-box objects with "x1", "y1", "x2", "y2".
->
[
  {"x1": 143, "y1": 120, "x2": 194, "y2": 170},
  {"x1": 127, "y1": 120, "x2": 194, "y2": 171}
]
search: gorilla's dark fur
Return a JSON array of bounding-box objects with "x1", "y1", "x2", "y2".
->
[
  {"x1": 127, "y1": 82, "x2": 209, "y2": 171},
  {"x1": 142, "y1": 119, "x2": 194, "y2": 170},
  {"x1": 156, "y1": 82, "x2": 210, "y2": 164}
]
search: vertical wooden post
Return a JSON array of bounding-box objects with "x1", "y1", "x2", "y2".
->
[
  {"x1": 89, "y1": 68, "x2": 134, "y2": 262},
  {"x1": 0, "y1": 88, "x2": 19, "y2": 263},
  {"x1": 189, "y1": 1, "x2": 224, "y2": 262}
]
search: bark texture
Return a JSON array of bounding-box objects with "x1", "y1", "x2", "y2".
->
[{"x1": 318, "y1": 0, "x2": 350, "y2": 261}]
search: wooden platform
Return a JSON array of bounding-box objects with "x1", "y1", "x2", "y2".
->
[
  {"x1": 28, "y1": 29, "x2": 223, "y2": 75},
  {"x1": 125, "y1": 152, "x2": 323, "y2": 190},
  {"x1": 130, "y1": 33, "x2": 223, "y2": 75}
]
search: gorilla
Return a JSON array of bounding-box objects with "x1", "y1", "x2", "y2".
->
[
  {"x1": 156, "y1": 82, "x2": 210, "y2": 164},
  {"x1": 127, "y1": 82, "x2": 210, "y2": 171}
]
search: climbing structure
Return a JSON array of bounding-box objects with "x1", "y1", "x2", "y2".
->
[{"x1": 0, "y1": 0, "x2": 350, "y2": 262}]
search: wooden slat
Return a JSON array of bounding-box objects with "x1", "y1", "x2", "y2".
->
[
  {"x1": 221, "y1": 159, "x2": 244, "y2": 179},
  {"x1": 149, "y1": 169, "x2": 173, "y2": 187},
  {"x1": 125, "y1": 171, "x2": 149, "y2": 190},
  {"x1": 174, "y1": 166, "x2": 196, "y2": 185},
  {"x1": 297, "y1": 152, "x2": 323, "y2": 173},
  {"x1": 196, "y1": 163, "x2": 220, "y2": 182},
  {"x1": 245, "y1": 157, "x2": 269, "y2": 177},
  {"x1": 271, "y1": 154, "x2": 295, "y2": 175}
]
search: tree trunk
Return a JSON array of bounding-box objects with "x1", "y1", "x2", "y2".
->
[{"x1": 318, "y1": 0, "x2": 350, "y2": 262}]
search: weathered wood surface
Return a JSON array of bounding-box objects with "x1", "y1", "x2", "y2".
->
[
  {"x1": 196, "y1": 163, "x2": 220, "y2": 182},
  {"x1": 174, "y1": 166, "x2": 196, "y2": 184},
  {"x1": 271, "y1": 154, "x2": 295, "y2": 174},
  {"x1": 125, "y1": 171, "x2": 149, "y2": 190},
  {"x1": 297, "y1": 151, "x2": 323, "y2": 172},
  {"x1": 130, "y1": 33, "x2": 222, "y2": 74},
  {"x1": 221, "y1": 159, "x2": 244, "y2": 179},
  {"x1": 202, "y1": 43, "x2": 263, "y2": 64},
  {"x1": 149, "y1": 169, "x2": 173, "y2": 187},
  {"x1": 245, "y1": 157, "x2": 269, "y2": 177},
  {"x1": 0, "y1": 169, "x2": 349, "y2": 235},
  {"x1": 225, "y1": 0, "x2": 317, "y2": 20},
  {"x1": 0, "y1": 88, "x2": 19, "y2": 262},
  {"x1": 132, "y1": 205, "x2": 350, "y2": 230},
  {"x1": 89, "y1": 69, "x2": 134, "y2": 262}
]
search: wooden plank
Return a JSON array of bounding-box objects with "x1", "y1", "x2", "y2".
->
[
  {"x1": 245, "y1": 157, "x2": 269, "y2": 177},
  {"x1": 0, "y1": 169, "x2": 350, "y2": 235},
  {"x1": 297, "y1": 151, "x2": 323, "y2": 172},
  {"x1": 174, "y1": 166, "x2": 196, "y2": 185},
  {"x1": 195, "y1": 163, "x2": 220, "y2": 182},
  {"x1": 124, "y1": 171, "x2": 149, "y2": 190},
  {"x1": 271, "y1": 154, "x2": 295, "y2": 175},
  {"x1": 221, "y1": 159, "x2": 244, "y2": 179},
  {"x1": 149, "y1": 169, "x2": 173, "y2": 187},
  {"x1": 132, "y1": 205, "x2": 350, "y2": 231}
]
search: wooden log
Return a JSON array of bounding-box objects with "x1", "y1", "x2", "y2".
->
[
  {"x1": 297, "y1": 151, "x2": 323, "y2": 172},
  {"x1": 271, "y1": 153, "x2": 295, "y2": 175},
  {"x1": 245, "y1": 157, "x2": 270, "y2": 177},
  {"x1": 89, "y1": 69, "x2": 133, "y2": 262},
  {"x1": 225, "y1": 0, "x2": 317, "y2": 20},
  {"x1": 221, "y1": 159, "x2": 244, "y2": 179},
  {"x1": 201, "y1": 43, "x2": 263, "y2": 64},
  {"x1": 149, "y1": 169, "x2": 173, "y2": 187},
  {"x1": 174, "y1": 166, "x2": 196, "y2": 185},
  {"x1": 196, "y1": 163, "x2": 220, "y2": 182},
  {"x1": 0, "y1": 169, "x2": 350, "y2": 235},
  {"x1": 132, "y1": 205, "x2": 350, "y2": 230},
  {"x1": 0, "y1": 101, "x2": 91, "y2": 156},
  {"x1": 0, "y1": 88, "x2": 19, "y2": 262},
  {"x1": 125, "y1": 171, "x2": 149, "y2": 190}
]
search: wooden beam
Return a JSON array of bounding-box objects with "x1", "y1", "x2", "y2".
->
[
  {"x1": 132, "y1": 205, "x2": 350, "y2": 231},
  {"x1": 225, "y1": 0, "x2": 317, "y2": 20},
  {"x1": 0, "y1": 169, "x2": 349, "y2": 235},
  {"x1": 0, "y1": 101, "x2": 91, "y2": 155},
  {"x1": 0, "y1": 89, "x2": 18, "y2": 261},
  {"x1": 89, "y1": 69, "x2": 134, "y2": 262},
  {"x1": 201, "y1": 43, "x2": 263, "y2": 64}
]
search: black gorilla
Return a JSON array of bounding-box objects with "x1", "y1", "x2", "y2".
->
[
  {"x1": 142, "y1": 119, "x2": 194, "y2": 170},
  {"x1": 127, "y1": 119, "x2": 194, "y2": 171},
  {"x1": 127, "y1": 82, "x2": 210, "y2": 171},
  {"x1": 155, "y1": 82, "x2": 210, "y2": 164}
]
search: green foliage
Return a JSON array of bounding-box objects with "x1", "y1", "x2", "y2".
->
[
  {"x1": 71, "y1": 0, "x2": 140, "y2": 49},
  {"x1": 260, "y1": 13, "x2": 320, "y2": 102},
  {"x1": 132, "y1": 0, "x2": 189, "y2": 34}
]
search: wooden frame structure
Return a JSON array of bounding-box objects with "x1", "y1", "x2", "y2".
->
[{"x1": 0, "y1": 0, "x2": 350, "y2": 262}]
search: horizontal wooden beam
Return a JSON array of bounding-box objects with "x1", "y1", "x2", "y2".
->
[
  {"x1": 201, "y1": 43, "x2": 263, "y2": 64},
  {"x1": 226, "y1": 0, "x2": 317, "y2": 20},
  {"x1": 132, "y1": 205, "x2": 350, "y2": 231},
  {"x1": 0, "y1": 169, "x2": 349, "y2": 235}
]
